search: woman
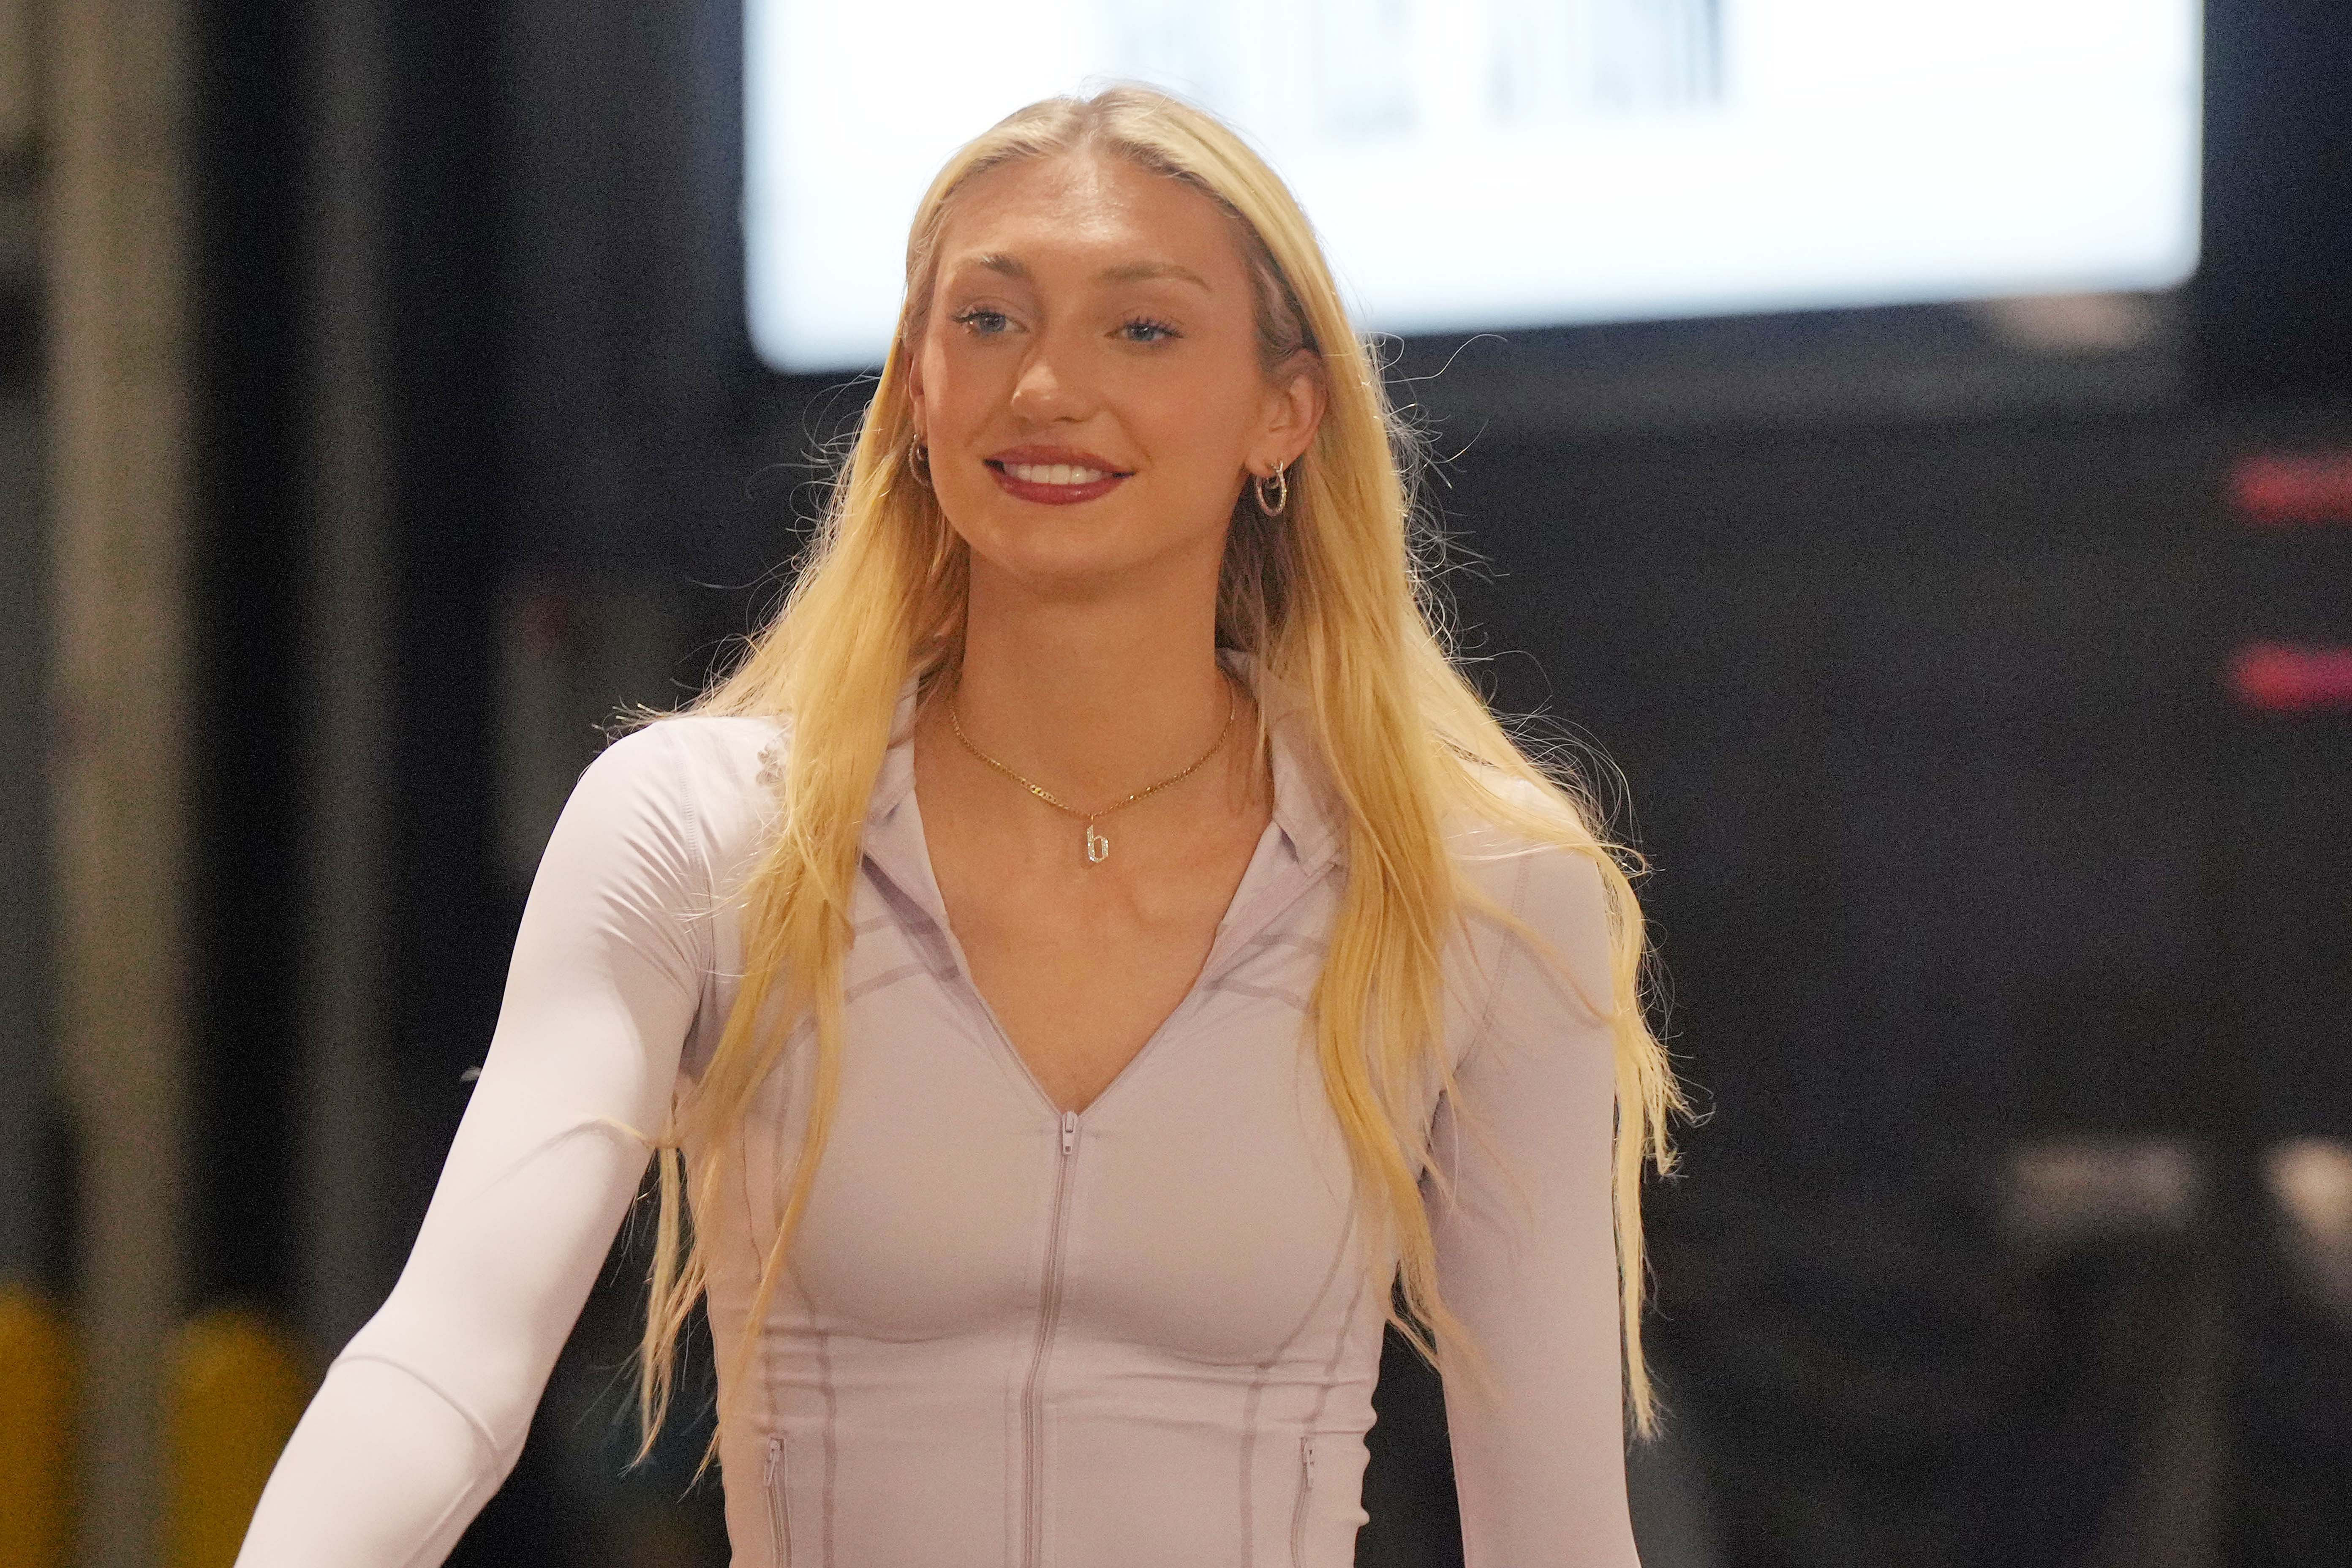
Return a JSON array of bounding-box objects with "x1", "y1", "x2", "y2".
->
[{"x1": 238, "y1": 85, "x2": 1681, "y2": 1568}]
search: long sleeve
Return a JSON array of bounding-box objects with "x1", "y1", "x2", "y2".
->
[
  {"x1": 1432, "y1": 847, "x2": 1642, "y2": 1568},
  {"x1": 237, "y1": 724, "x2": 712, "y2": 1567}
]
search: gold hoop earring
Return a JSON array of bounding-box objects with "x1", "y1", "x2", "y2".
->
[
  {"x1": 1253, "y1": 463, "x2": 1288, "y2": 517},
  {"x1": 910, "y1": 440, "x2": 932, "y2": 488}
]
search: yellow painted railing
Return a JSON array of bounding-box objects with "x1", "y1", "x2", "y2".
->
[
  {"x1": 0, "y1": 1284, "x2": 78, "y2": 1568},
  {"x1": 165, "y1": 1309, "x2": 312, "y2": 1568},
  {"x1": 0, "y1": 1295, "x2": 313, "y2": 1568}
]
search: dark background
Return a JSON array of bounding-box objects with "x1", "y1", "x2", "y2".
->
[{"x1": 29, "y1": 0, "x2": 2352, "y2": 1563}]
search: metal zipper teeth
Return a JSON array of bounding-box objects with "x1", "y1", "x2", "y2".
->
[
  {"x1": 1290, "y1": 1435, "x2": 1315, "y2": 1568},
  {"x1": 1021, "y1": 1110, "x2": 1081, "y2": 1568},
  {"x1": 765, "y1": 1435, "x2": 789, "y2": 1566}
]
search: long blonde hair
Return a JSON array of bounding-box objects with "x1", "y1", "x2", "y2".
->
[{"x1": 637, "y1": 83, "x2": 1685, "y2": 1454}]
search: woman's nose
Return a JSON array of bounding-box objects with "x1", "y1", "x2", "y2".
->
[{"x1": 1007, "y1": 336, "x2": 1094, "y2": 422}]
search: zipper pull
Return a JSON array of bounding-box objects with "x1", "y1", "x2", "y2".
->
[
  {"x1": 1300, "y1": 1435, "x2": 1316, "y2": 1489},
  {"x1": 1061, "y1": 1110, "x2": 1078, "y2": 1157},
  {"x1": 765, "y1": 1435, "x2": 781, "y2": 1486}
]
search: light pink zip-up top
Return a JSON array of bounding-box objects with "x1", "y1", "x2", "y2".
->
[{"x1": 237, "y1": 653, "x2": 1639, "y2": 1568}]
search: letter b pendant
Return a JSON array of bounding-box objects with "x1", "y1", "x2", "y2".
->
[{"x1": 1084, "y1": 823, "x2": 1110, "y2": 864}]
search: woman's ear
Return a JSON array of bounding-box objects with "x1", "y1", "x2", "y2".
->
[{"x1": 1256, "y1": 349, "x2": 1326, "y2": 472}]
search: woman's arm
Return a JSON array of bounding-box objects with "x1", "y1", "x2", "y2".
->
[
  {"x1": 1431, "y1": 847, "x2": 1643, "y2": 1568},
  {"x1": 237, "y1": 724, "x2": 713, "y2": 1566}
]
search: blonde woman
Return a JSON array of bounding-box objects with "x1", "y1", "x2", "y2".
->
[{"x1": 239, "y1": 85, "x2": 1681, "y2": 1568}]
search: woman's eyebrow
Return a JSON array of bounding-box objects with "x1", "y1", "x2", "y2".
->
[
  {"x1": 1096, "y1": 260, "x2": 1212, "y2": 291},
  {"x1": 959, "y1": 253, "x2": 1210, "y2": 292}
]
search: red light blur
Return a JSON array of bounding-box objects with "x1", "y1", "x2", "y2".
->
[
  {"x1": 2229, "y1": 643, "x2": 2352, "y2": 712},
  {"x1": 2230, "y1": 452, "x2": 2352, "y2": 526}
]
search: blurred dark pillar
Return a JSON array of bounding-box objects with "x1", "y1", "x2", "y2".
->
[
  {"x1": 46, "y1": 2, "x2": 199, "y2": 1563},
  {"x1": 0, "y1": 407, "x2": 46, "y2": 1292},
  {"x1": 298, "y1": 0, "x2": 400, "y2": 1361},
  {"x1": 0, "y1": 0, "x2": 51, "y2": 1297}
]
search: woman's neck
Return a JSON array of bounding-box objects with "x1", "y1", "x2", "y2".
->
[{"x1": 939, "y1": 565, "x2": 1245, "y2": 805}]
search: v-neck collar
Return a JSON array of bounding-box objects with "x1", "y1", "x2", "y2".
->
[{"x1": 857, "y1": 648, "x2": 1344, "y2": 942}]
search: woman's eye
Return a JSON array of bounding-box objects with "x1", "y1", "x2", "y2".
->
[
  {"x1": 1119, "y1": 318, "x2": 1179, "y2": 345},
  {"x1": 953, "y1": 308, "x2": 1011, "y2": 336}
]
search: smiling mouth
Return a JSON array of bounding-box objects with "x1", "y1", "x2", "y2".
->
[
  {"x1": 986, "y1": 460, "x2": 1128, "y2": 485},
  {"x1": 983, "y1": 458, "x2": 1134, "y2": 506}
]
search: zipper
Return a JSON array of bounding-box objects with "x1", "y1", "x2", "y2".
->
[
  {"x1": 1020, "y1": 1109, "x2": 1081, "y2": 1568},
  {"x1": 764, "y1": 1435, "x2": 790, "y2": 1565},
  {"x1": 1289, "y1": 1435, "x2": 1316, "y2": 1568}
]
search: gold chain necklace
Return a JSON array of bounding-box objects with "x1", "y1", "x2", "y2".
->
[{"x1": 947, "y1": 675, "x2": 1238, "y2": 865}]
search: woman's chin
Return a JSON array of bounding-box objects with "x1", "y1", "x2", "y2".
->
[
  {"x1": 957, "y1": 511, "x2": 1208, "y2": 596},
  {"x1": 969, "y1": 542, "x2": 1154, "y2": 597}
]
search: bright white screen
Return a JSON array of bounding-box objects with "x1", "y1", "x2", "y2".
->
[{"x1": 746, "y1": 0, "x2": 2202, "y2": 371}]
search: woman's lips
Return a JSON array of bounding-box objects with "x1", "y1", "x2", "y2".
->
[{"x1": 985, "y1": 459, "x2": 1130, "y2": 506}]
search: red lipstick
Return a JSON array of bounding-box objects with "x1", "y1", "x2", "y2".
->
[{"x1": 984, "y1": 444, "x2": 1133, "y2": 507}]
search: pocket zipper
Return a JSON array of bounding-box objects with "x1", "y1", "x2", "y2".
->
[
  {"x1": 765, "y1": 1435, "x2": 789, "y2": 1565},
  {"x1": 1290, "y1": 1435, "x2": 1316, "y2": 1567}
]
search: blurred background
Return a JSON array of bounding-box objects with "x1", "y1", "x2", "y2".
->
[{"x1": 2, "y1": 0, "x2": 2349, "y2": 1565}]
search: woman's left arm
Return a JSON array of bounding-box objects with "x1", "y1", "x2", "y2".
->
[{"x1": 1431, "y1": 847, "x2": 1643, "y2": 1568}]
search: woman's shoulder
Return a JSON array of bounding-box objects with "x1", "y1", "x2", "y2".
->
[
  {"x1": 618, "y1": 711, "x2": 788, "y2": 781},
  {"x1": 580, "y1": 713, "x2": 784, "y2": 798},
  {"x1": 574, "y1": 714, "x2": 788, "y2": 869},
  {"x1": 1437, "y1": 775, "x2": 1616, "y2": 1034},
  {"x1": 1443, "y1": 770, "x2": 1588, "y2": 863},
  {"x1": 1441, "y1": 771, "x2": 1611, "y2": 938}
]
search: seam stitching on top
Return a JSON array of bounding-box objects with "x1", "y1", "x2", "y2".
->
[
  {"x1": 843, "y1": 959, "x2": 931, "y2": 1005},
  {"x1": 741, "y1": 1111, "x2": 780, "y2": 1492},
  {"x1": 335, "y1": 1351, "x2": 506, "y2": 1474},
  {"x1": 806, "y1": 1274, "x2": 840, "y2": 1568},
  {"x1": 1202, "y1": 977, "x2": 1312, "y2": 1009},
  {"x1": 1241, "y1": 1202, "x2": 1360, "y2": 1563}
]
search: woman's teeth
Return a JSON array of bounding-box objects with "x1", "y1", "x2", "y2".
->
[{"x1": 1004, "y1": 463, "x2": 1109, "y2": 485}]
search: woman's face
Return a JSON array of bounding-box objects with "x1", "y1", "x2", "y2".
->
[{"x1": 909, "y1": 152, "x2": 1321, "y2": 595}]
